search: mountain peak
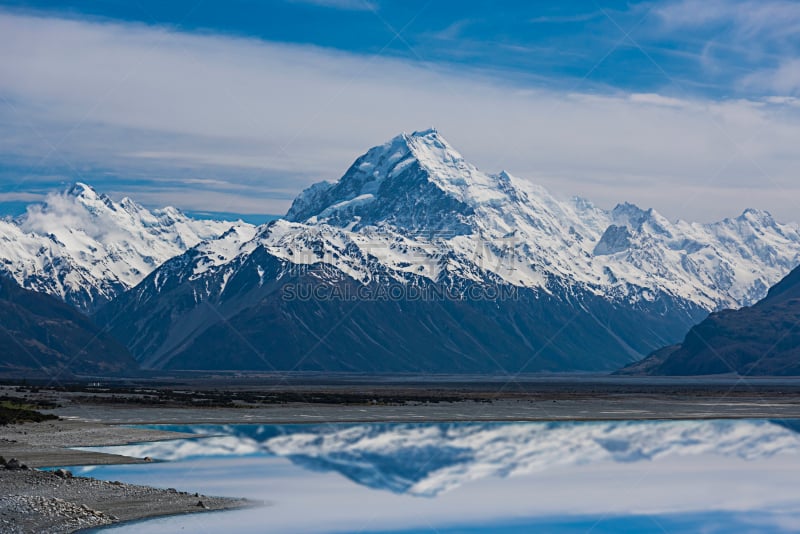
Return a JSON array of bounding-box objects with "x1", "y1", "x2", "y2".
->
[
  {"x1": 738, "y1": 208, "x2": 775, "y2": 225},
  {"x1": 404, "y1": 127, "x2": 439, "y2": 139},
  {"x1": 400, "y1": 127, "x2": 465, "y2": 169},
  {"x1": 285, "y1": 129, "x2": 512, "y2": 235},
  {"x1": 66, "y1": 182, "x2": 100, "y2": 200},
  {"x1": 413, "y1": 126, "x2": 438, "y2": 135},
  {"x1": 611, "y1": 202, "x2": 648, "y2": 225},
  {"x1": 61, "y1": 182, "x2": 120, "y2": 215},
  {"x1": 377, "y1": 127, "x2": 460, "y2": 172},
  {"x1": 3, "y1": 183, "x2": 242, "y2": 312}
]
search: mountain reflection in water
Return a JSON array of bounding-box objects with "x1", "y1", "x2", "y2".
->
[{"x1": 84, "y1": 419, "x2": 800, "y2": 497}]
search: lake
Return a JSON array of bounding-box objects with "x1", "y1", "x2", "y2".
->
[{"x1": 76, "y1": 419, "x2": 800, "y2": 533}]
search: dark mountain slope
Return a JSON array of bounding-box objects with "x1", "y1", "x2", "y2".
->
[
  {"x1": 0, "y1": 276, "x2": 136, "y2": 375},
  {"x1": 96, "y1": 241, "x2": 706, "y2": 372},
  {"x1": 620, "y1": 265, "x2": 800, "y2": 376}
]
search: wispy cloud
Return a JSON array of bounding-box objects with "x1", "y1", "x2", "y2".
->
[
  {"x1": 742, "y1": 59, "x2": 800, "y2": 95},
  {"x1": 1, "y1": 10, "x2": 800, "y2": 222},
  {"x1": 427, "y1": 19, "x2": 473, "y2": 41},
  {"x1": 628, "y1": 93, "x2": 688, "y2": 108},
  {"x1": 529, "y1": 12, "x2": 602, "y2": 24},
  {"x1": 284, "y1": 0, "x2": 377, "y2": 11},
  {"x1": 0, "y1": 192, "x2": 45, "y2": 203},
  {"x1": 657, "y1": 0, "x2": 800, "y2": 39},
  {"x1": 656, "y1": 0, "x2": 800, "y2": 94}
]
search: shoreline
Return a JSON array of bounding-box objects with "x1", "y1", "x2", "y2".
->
[
  {"x1": 9, "y1": 380, "x2": 800, "y2": 424},
  {"x1": 1, "y1": 420, "x2": 197, "y2": 468},
  {"x1": 0, "y1": 468, "x2": 256, "y2": 534},
  {"x1": 0, "y1": 419, "x2": 256, "y2": 534}
]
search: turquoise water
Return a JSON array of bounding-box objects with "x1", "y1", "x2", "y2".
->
[{"x1": 76, "y1": 420, "x2": 800, "y2": 533}]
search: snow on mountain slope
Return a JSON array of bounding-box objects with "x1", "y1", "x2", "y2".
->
[
  {"x1": 0, "y1": 183, "x2": 246, "y2": 312},
  {"x1": 281, "y1": 128, "x2": 800, "y2": 311},
  {"x1": 86, "y1": 420, "x2": 800, "y2": 497}
]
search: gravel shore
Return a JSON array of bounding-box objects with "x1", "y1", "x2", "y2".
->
[
  {"x1": 0, "y1": 468, "x2": 252, "y2": 533},
  {"x1": 0, "y1": 419, "x2": 256, "y2": 533},
  {"x1": 0, "y1": 419, "x2": 193, "y2": 468}
]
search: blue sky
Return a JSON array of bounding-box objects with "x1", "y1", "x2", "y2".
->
[
  {"x1": 1, "y1": 0, "x2": 800, "y2": 222},
  {"x1": 0, "y1": 1, "x2": 711, "y2": 93}
]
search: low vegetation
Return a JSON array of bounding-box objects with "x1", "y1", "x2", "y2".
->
[{"x1": 0, "y1": 396, "x2": 59, "y2": 425}]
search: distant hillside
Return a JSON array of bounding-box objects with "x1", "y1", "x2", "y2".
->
[
  {"x1": 620, "y1": 265, "x2": 800, "y2": 376},
  {"x1": 0, "y1": 276, "x2": 137, "y2": 375}
]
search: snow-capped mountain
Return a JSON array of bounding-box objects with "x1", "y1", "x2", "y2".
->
[
  {"x1": 85, "y1": 420, "x2": 800, "y2": 497},
  {"x1": 282, "y1": 129, "x2": 799, "y2": 310},
  {"x1": 97, "y1": 129, "x2": 800, "y2": 372},
  {"x1": 0, "y1": 183, "x2": 244, "y2": 312}
]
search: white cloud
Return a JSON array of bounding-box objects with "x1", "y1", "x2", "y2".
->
[
  {"x1": 0, "y1": 192, "x2": 45, "y2": 203},
  {"x1": 106, "y1": 188, "x2": 291, "y2": 217},
  {"x1": 628, "y1": 93, "x2": 689, "y2": 108},
  {"x1": 1, "y1": 11, "x2": 800, "y2": 222},
  {"x1": 20, "y1": 191, "x2": 113, "y2": 240},
  {"x1": 743, "y1": 60, "x2": 800, "y2": 96},
  {"x1": 657, "y1": 0, "x2": 800, "y2": 39}
]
